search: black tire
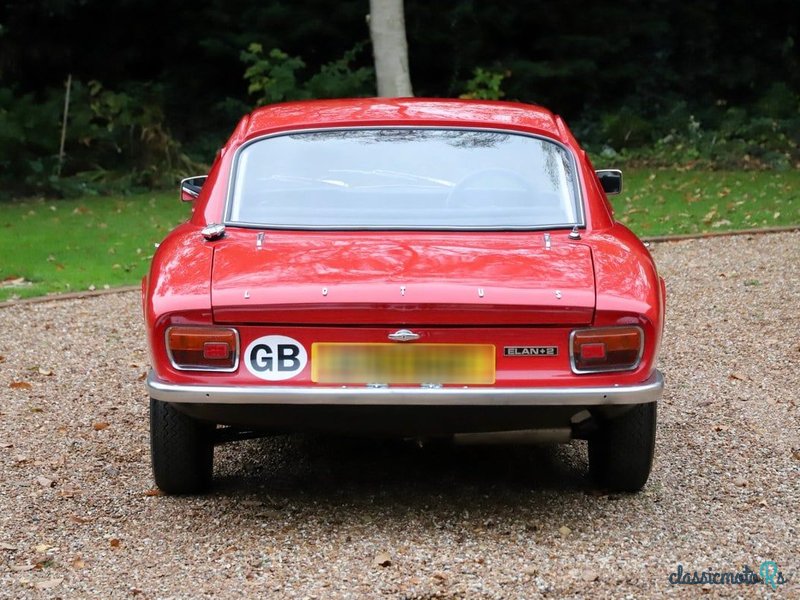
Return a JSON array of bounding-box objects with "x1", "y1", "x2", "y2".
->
[
  {"x1": 588, "y1": 402, "x2": 656, "y2": 492},
  {"x1": 150, "y1": 398, "x2": 214, "y2": 494}
]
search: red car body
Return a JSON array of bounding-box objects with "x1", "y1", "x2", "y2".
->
[{"x1": 143, "y1": 98, "x2": 665, "y2": 494}]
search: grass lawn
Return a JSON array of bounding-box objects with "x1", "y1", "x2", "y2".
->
[
  {"x1": 1, "y1": 168, "x2": 798, "y2": 301},
  {"x1": 0, "y1": 191, "x2": 190, "y2": 301},
  {"x1": 615, "y1": 169, "x2": 799, "y2": 236}
]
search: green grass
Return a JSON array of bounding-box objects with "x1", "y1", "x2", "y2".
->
[
  {"x1": 0, "y1": 191, "x2": 190, "y2": 301},
  {"x1": 612, "y1": 169, "x2": 799, "y2": 236},
  {"x1": 0, "y1": 168, "x2": 797, "y2": 301}
]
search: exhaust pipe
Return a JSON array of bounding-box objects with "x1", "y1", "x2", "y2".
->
[{"x1": 452, "y1": 428, "x2": 572, "y2": 445}]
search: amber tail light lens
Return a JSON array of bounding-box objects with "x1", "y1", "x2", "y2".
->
[
  {"x1": 570, "y1": 326, "x2": 643, "y2": 373},
  {"x1": 166, "y1": 326, "x2": 239, "y2": 371}
]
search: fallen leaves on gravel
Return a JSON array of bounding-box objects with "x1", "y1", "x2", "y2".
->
[
  {"x1": 10, "y1": 564, "x2": 35, "y2": 572},
  {"x1": 143, "y1": 488, "x2": 164, "y2": 497},
  {"x1": 34, "y1": 578, "x2": 63, "y2": 590},
  {"x1": 9, "y1": 381, "x2": 32, "y2": 390},
  {"x1": 36, "y1": 476, "x2": 55, "y2": 488},
  {"x1": 559, "y1": 525, "x2": 572, "y2": 537},
  {"x1": 729, "y1": 371, "x2": 747, "y2": 381},
  {"x1": 71, "y1": 557, "x2": 86, "y2": 569},
  {"x1": 109, "y1": 538, "x2": 121, "y2": 548},
  {"x1": 0, "y1": 542, "x2": 17, "y2": 551},
  {"x1": 38, "y1": 367, "x2": 53, "y2": 376},
  {"x1": 92, "y1": 422, "x2": 110, "y2": 431},
  {"x1": 373, "y1": 551, "x2": 392, "y2": 567}
]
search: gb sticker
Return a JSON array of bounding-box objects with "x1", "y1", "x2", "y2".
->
[{"x1": 244, "y1": 335, "x2": 308, "y2": 381}]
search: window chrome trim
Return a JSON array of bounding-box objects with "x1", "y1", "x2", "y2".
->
[
  {"x1": 223, "y1": 126, "x2": 586, "y2": 231},
  {"x1": 147, "y1": 370, "x2": 663, "y2": 406},
  {"x1": 568, "y1": 326, "x2": 645, "y2": 374},
  {"x1": 165, "y1": 326, "x2": 240, "y2": 373}
]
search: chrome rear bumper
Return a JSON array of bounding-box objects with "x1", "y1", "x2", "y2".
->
[{"x1": 147, "y1": 370, "x2": 663, "y2": 406}]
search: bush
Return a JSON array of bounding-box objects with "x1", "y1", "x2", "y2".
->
[
  {"x1": 0, "y1": 81, "x2": 203, "y2": 199},
  {"x1": 584, "y1": 84, "x2": 800, "y2": 170},
  {"x1": 241, "y1": 42, "x2": 374, "y2": 106}
]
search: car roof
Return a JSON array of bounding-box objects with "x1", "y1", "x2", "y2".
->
[{"x1": 242, "y1": 98, "x2": 566, "y2": 143}]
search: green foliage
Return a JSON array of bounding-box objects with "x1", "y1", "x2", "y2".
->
[
  {"x1": 0, "y1": 81, "x2": 203, "y2": 199},
  {"x1": 459, "y1": 68, "x2": 507, "y2": 101},
  {"x1": 241, "y1": 45, "x2": 308, "y2": 105},
  {"x1": 585, "y1": 84, "x2": 800, "y2": 170},
  {"x1": 241, "y1": 42, "x2": 374, "y2": 106}
]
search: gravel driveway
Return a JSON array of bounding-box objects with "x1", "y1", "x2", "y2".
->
[{"x1": 1, "y1": 231, "x2": 798, "y2": 599}]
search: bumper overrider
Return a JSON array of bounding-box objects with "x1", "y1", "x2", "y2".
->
[{"x1": 146, "y1": 370, "x2": 664, "y2": 406}]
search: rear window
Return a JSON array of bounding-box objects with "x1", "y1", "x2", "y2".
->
[{"x1": 226, "y1": 128, "x2": 582, "y2": 229}]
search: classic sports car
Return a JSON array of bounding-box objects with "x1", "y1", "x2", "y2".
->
[{"x1": 143, "y1": 98, "x2": 665, "y2": 494}]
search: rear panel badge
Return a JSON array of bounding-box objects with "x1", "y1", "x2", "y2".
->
[
  {"x1": 503, "y1": 346, "x2": 558, "y2": 357},
  {"x1": 244, "y1": 335, "x2": 308, "y2": 380}
]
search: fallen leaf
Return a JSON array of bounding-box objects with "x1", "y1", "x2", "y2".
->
[
  {"x1": 558, "y1": 525, "x2": 572, "y2": 537},
  {"x1": 34, "y1": 543, "x2": 53, "y2": 554},
  {"x1": 729, "y1": 372, "x2": 746, "y2": 381},
  {"x1": 9, "y1": 381, "x2": 32, "y2": 390},
  {"x1": 143, "y1": 488, "x2": 164, "y2": 497},
  {"x1": 36, "y1": 476, "x2": 55, "y2": 488},
  {"x1": 733, "y1": 477, "x2": 747, "y2": 488},
  {"x1": 582, "y1": 569, "x2": 599, "y2": 582},
  {"x1": 0, "y1": 442, "x2": 13, "y2": 448},
  {"x1": 9, "y1": 564, "x2": 35, "y2": 572},
  {"x1": 792, "y1": 449, "x2": 800, "y2": 462},
  {"x1": 713, "y1": 424, "x2": 729, "y2": 432},
  {"x1": 92, "y1": 422, "x2": 110, "y2": 431},
  {"x1": 71, "y1": 557, "x2": 85, "y2": 569},
  {"x1": 0, "y1": 542, "x2": 17, "y2": 551},
  {"x1": 0, "y1": 355, "x2": 5, "y2": 362},
  {"x1": 37, "y1": 367, "x2": 53, "y2": 376},
  {"x1": 109, "y1": 538, "x2": 121, "y2": 548},
  {"x1": 373, "y1": 551, "x2": 392, "y2": 567},
  {"x1": 69, "y1": 515, "x2": 93, "y2": 524},
  {"x1": 34, "y1": 578, "x2": 63, "y2": 590}
]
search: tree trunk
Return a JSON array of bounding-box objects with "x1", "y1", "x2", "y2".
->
[{"x1": 368, "y1": 0, "x2": 413, "y2": 97}]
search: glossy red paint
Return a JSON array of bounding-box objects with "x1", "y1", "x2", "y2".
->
[
  {"x1": 143, "y1": 98, "x2": 663, "y2": 392},
  {"x1": 211, "y1": 230, "x2": 595, "y2": 326}
]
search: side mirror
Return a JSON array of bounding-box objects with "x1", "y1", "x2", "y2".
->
[
  {"x1": 595, "y1": 169, "x2": 623, "y2": 195},
  {"x1": 180, "y1": 175, "x2": 208, "y2": 202}
]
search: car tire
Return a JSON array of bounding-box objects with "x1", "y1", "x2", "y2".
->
[
  {"x1": 150, "y1": 398, "x2": 214, "y2": 494},
  {"x1": 588, "y1": 401, "x2": 656, "y2": 492}
]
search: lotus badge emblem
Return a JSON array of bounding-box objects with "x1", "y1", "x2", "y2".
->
[{"x1": 388, "y1": 329, "x2": 420, "y2": 342}]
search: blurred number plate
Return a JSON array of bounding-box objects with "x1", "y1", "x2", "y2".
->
[{"x1": 311, "y1": 343, "x2": 495, "y2": 384}]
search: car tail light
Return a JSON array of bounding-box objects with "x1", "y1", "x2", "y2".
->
[
  {"x1": 166, "y1": 326, "x2": 239, "y2": 371},
  {"x1": 570, "y1": 326, "x2": 643, "y2": 373}
]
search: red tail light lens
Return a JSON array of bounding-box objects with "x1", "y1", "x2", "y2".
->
[
  {"x1": 166, "y1": 327, "x2": 239, "y2": 371},
  {"x1": 570, "y1": 326, "x2": 643, "y2": 373}
]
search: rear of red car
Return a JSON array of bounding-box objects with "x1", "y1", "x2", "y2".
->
[{"x1": 144, "y1": 99, "x2": 664, "y2": 494}]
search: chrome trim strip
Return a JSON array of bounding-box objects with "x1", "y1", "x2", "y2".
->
[
  {"x1": 223, "y1": 126, "x2": 586, "y2": 230},
  {"x1": 146, "y1": 370, "x2": 663, "y2": 406}
]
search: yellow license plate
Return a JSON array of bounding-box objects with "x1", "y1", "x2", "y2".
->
[{"x1": 311, "y1": 343, "x2": 495, "y2": 384}]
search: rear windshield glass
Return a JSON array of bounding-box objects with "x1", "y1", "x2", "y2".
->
[{"x1": 227, "y1": 129, "x2": 582, "y2": 229}]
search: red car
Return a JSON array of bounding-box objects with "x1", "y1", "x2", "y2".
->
[{"x1": 143, "y1": 98, "x2": 665, "y2": 494}]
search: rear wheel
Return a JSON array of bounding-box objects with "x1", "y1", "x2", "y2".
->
[
  {"x1": 150, "y1": 398, "x2": 214, "y2": 494},
  {"x1": 588, "y1": 402, "x2": 656, "y2": 492}
]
